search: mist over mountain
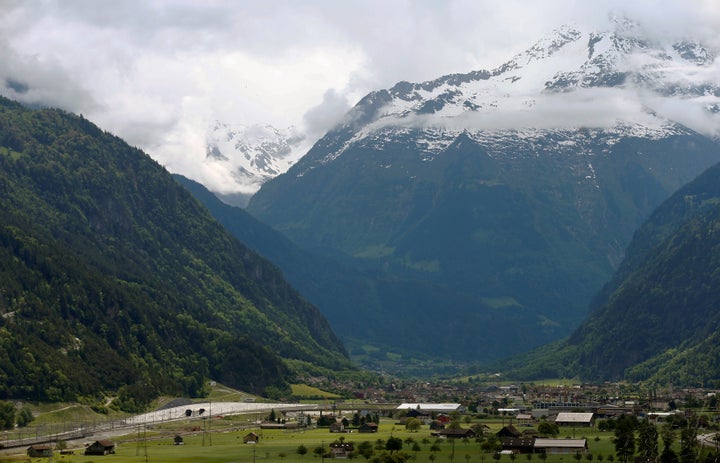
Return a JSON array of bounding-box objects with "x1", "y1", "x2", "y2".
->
[{"x1": 246, "y1": 19, "x2": 720, "y2": 369}]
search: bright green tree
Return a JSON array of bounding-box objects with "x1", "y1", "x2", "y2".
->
[{"x1": 405, "y1": 417, "x2": 421, "y2": 432}]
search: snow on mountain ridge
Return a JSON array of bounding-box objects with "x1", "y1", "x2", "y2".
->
[
  {"x1": 380, "y1": 26, "x2": 713, "y2": 119},
  {"x1": 204, "y1": 121, "x2": 308, "y2": 198},
  {"x1": 208, "y1": 20, "x2": 718, "y2": 197},
  {"x1": 307, "y1": 20, "x2": 719, "y2": 168},
  {"x1": 321, "y1": 122, "x2": 689, "y2": 164},
  {"x1": 307, "y1": 113, "x2": 690, "y2": 183}
]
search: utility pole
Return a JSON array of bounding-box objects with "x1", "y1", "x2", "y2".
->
[
  {"x1": 202, "y1": 400, "x2": 212, "y2": 446},
  {"x1": 136, "y1": 419, "x2": 149, "y2": 462}
]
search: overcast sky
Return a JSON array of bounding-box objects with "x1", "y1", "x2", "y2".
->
[{"x1": 1, "y1": 0, "x2": 718, "y2": 183}]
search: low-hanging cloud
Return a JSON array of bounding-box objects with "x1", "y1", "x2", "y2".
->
[
  {"x1": 644, "y1": 94, "x2": 720, "y2": 138},
  {"x1": 302, "y1": 89, "x2": 353, "y2": 140},
  {"x1": 0, "y1": 0, "x2": 718, "y2": 194},
  {"x1": 0, "y1": 45, "x2": 97, "y2": 113},
  {"x1": 372, "y1": 87, "x2": 653, "y2": 130},
  {"x1": 361, "y1": 84, "x2": 720, "y2": 140}
]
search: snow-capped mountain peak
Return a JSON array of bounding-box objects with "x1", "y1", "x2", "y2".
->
[
  {"x1": 203, "y1": 121, "x2": 308, "y2": 205},
  {"x1": 205, "y1": 19, "x2": 718, "y2": 201},
  {"x1": 293, "y1": 19, "x2": 719, "y2": 172},
  {"x1": 338, "y1": 19, "x2": 717, "y2": 136}
]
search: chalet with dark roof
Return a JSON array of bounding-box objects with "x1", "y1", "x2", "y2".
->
[
  {"x1": 27, "y1": 445, "x2": 53, "y2": 458},
  {"x1": 496, "y1": 424, "x2": 522, "y2": 438},
  {"x1": 501, "y1": 436, "x2": 536, "y2": 454},
  {"x1": 85, "y1": 439, "x2": 115, "y2": 455},
  {"x1": 435, "y1": 428, "x2": 476, "y2": 439},
  {"x1": 358, "y1": 422, "x2": 378, "y2": 433}
]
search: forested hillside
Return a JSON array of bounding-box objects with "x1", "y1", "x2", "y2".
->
[
  {"x1": 503, "y1": 158, "x2": 720, "y2": 387},
  {"x1": 0, "y1": 97, "x2": 351, "y2": 408}
]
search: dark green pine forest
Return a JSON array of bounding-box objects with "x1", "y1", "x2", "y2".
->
[
  {"x1": 503, "y1": 158, "x2": 720, "y2": 387},
  {"x1": 0, "y1": 96, "x2": 351, "y2": 409}
]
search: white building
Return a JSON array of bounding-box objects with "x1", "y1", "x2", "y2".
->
[{"x1": 396, "y1": 403, "x2": 464, "y2": 413}]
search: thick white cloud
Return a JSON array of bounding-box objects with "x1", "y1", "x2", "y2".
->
[{"x1": 0, "y1": 0, "x2": 718, "y2": 191}]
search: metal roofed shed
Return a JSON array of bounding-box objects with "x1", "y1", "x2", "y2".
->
[
  {"x1": 534, "y1": 438, "x2": 588, "y2": 454},
  {"x1": 554, "y1": 412, "x2": 594, "y2": 426}
]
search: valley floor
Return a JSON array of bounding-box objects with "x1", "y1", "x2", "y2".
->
[{"x1": 2, "y1": 401, "x2": 718, "y2": 463}]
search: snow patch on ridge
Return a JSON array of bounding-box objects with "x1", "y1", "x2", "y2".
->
[
  {"x1": 204, "y1": 121, "x2": 310, "y2": 197},
  {"x1": 316, "y1": 120, "x2": 688, "y2": 170}
]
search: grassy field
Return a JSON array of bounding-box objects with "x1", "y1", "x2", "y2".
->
[
  {"x1": 289, "y1": 384, "x2": 341, "y2": 400},
  {"x1": 2, "y1": 415, "x2": 626, "y2": 463}
]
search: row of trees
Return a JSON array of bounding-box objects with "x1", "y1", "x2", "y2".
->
[
  {"x1": 613, "y1": 414, "x2": 710, "y2": 463},
  {"x1": 296, "y1": 436, "x2": 454, "y2": 463}
]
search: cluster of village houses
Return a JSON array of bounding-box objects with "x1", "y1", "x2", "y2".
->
[
  {"x1": 311, "y1": 398, "x2": 693, "y2": 459},
  {"x1": 25, "y1": 383, "x2": 714, "y2": 459},
  {"x1": 242, "y1": 401, "x2": 633, "y2": 458},
  {"x1": 395, "y1": 403, "x2": 599, "y2": 456}
]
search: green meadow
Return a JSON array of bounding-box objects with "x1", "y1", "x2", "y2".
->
[{"x1": 4, "y1": 415, "x2": 628, "y2": 463}]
